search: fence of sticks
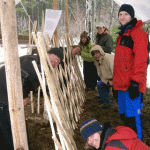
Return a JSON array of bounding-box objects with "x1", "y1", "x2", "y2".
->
[{"x1": 27, "y1": 30, "x2": 85, "y2": 150}]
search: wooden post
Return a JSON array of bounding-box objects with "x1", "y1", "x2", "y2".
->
[
  {"x1": 53, "y1": 0, "x2": 59, "y2": 47},
  {"x1": 1, "y1": 0, "x2": 29, "y2": 149},
  {"x1": 30, "y1": 91, "x2": 34, "y2": 113},
  {"x1": 28, "y1": 15, "x2": 31, "y2": 55},
  {"x1": 53, "y1": 0, "x2": 57, "y2": 10},
  {"x1": 65, "y1": 0, "x2": 69, "y2": 33},
  {"x1": 37, "y1": 86, "x2": 41, "y2": 114},
  {"x1": 27, "y1": 21, "x2": 37, "y2": 55}
]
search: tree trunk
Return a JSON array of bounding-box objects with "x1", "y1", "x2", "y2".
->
[{"x1": 1, "y1": 0, "x2": 29, "y2": 149}]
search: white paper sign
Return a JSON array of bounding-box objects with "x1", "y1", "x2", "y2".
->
[{"x1": 43, "y1": 9, "x2": 62, "y2": 38}]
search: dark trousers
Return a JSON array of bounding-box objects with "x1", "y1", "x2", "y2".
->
[
  {"x1": 0, "y1": 103, "x2": 30, "y2": 150},
  {"x1": 0, "y1": 103, "x2": 14, "y2": 150},
  {"x1": 97, "y1": 81, "x2": 111, "y2": 105},
  {"x1": 83, "y1": 61, "x2": 100, "y2": 90}
]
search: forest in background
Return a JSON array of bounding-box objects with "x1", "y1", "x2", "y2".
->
[
  {"x1": 15, "y1": 0, "x2": 120, "y2": 46},
  {"x1": 3, "y1": 0, "x2": 149, "y2": 51}
]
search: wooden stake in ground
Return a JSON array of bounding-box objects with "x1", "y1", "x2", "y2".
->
[
  {"x1": 37, "y1": 86, "x2": 41, "y2": 114},
  {"x1": 30, "y1": 91, "x2": 34, "y2": 113},
  {"x1": 1, "y1": 0, "x2": 29, "y2": 149}
]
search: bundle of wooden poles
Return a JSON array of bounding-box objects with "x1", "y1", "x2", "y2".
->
[{"x1": 30, "y1": 31, "x2": 85, "y2": 150}]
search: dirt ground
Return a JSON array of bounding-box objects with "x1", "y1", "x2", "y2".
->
[{"x1": 24, "y1": 88, "x2": 150, "y2": 150}]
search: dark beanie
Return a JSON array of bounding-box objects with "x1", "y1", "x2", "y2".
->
[
  {"x1": 80, "y1": 119, "x2": 103, "y2": 141},
  {"x1": 47, "y1": 47, "x2": 64, "y2": 62},
  {"x1": 118, "y1": 4, "x2": 135, "y2": 19}
]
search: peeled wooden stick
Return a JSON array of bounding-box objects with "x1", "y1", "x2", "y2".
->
[
  {"x1": 27, "y1": 21, "x2": 37, "y2": 55},
  {"x1": 37, "y1": 86, "x2": 41, "y2": 114},
  {"x1": 28, "y1": 15, "x2": 31, "y2": 55},
  {"x1": 30, "y1": 91, "x2": 34, "y2": 113}
]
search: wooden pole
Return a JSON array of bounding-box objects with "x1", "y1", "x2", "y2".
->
[
  {"x1": 52, "y1": 0, "x2": 59, "y2": 48},
  {"x1": 30, "y1": 91, "x2": 34, "y2": 113},
  {"x1": 53, "y1": 0, "x2": 57, "y2": 10},
  {"x1": 37, "y1": 86, "x2": 41, "y2": 114},
  {"x1": 28, "y1": 15, "x2": 31, "y2": 55},
  {"x1": 1, "y1": 0, "x2": 29, "y2": 149},
  {"x1": 27, "y1": 21, "x2": 37, "y2": 55},
  {"x1": 65, "y1": 0, "x2": 69, "y2": 33}
]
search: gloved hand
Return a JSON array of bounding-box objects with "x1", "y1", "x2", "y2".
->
[
  {"x1": 128, "y1": 80, "x2": 139, "y2": 99},
  {"x1": 112, "y1": 88, "x2": 118, "y2": 100}
]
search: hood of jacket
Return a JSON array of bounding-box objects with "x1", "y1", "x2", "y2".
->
[
  {"x1": 91, "y1": 45, "x2": 105, "y2": 63},
  {"x1": 107, "y1": 126, "x2": 137, "y2": 142}
]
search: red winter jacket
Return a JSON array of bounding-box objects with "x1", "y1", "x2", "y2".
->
[
  {"x1": 105, "y1": 126, "x2": 150, "y2": 150},
  {"x1": 113, "y1": 20, "x2": 148, "y2": 93}
]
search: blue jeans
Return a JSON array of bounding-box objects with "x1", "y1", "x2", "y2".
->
[{"x1": 97, "y1": 81, "x2": 111, "y2": 105}]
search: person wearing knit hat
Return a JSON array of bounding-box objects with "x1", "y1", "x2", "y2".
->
[
  {"x1": 46, "y1": 47, "x2": 63, "y2": 68},
  {"x1": 80, "y1": 119, "x2": 103, "y2": 142},
  {"x1": 118, "y1": 4, "x2": 135, "y2": 19},
  {"x1": 113, "y1": 4, "x2": 149, "y2": 141},
  {"x1": 79, "y1": 31, "x2": 100, "y2": 91},
  {"x1": 80, "y1": 119, "x2": 150, "y2": 150},
  {"x1": 0, "y1": 47, "x2": 63, "y2": 149}
]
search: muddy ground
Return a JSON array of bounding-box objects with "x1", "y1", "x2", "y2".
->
[{"x1": 25, "y1": 88, "x2": 150, "y2": 150}]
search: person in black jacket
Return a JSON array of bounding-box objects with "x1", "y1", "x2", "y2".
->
[
  {"x1": 95, "y1": 23, "x2": 113, "y2": 54},
  {"x1": 0, "y1": 47, "x2": 63, "y2": 150}
]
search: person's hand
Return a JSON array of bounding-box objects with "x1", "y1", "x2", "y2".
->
[
  {"x1": 108, "y1": 80, "x2": 113, "y2": 86},
  {"x1": 92, "y1": 44, "x2": 97, "y2": 47},
  {"x1": 128, "y1": 80, "x2": 139, "y2": 99},
  {"x1": 23, "y1": 98, "x2": 28, "y2": 106}
]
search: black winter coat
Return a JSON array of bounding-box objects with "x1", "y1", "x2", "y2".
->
[
  {"x1": 0, "y1": 55, "x2": 41, "y2": 105},
  {"x1": 95, "y1": 33, "x2": 113, "y2": 54}
]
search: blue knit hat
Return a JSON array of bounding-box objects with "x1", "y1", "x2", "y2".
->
[
  {"x1": 80, "y1": 119, "x2": 103, "y2": 141},
  {"x1": 118, "y1": 4, "x2": 135, "y2": 19}
]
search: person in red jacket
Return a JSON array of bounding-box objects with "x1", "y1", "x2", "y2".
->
[
  {"x1": 80, "y1": 119, "x2": 150, "y2": 150},
  {"x1": 112, "y1": 4, "x2": 148, "y2": 140}
]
